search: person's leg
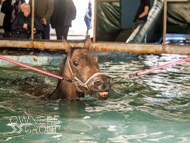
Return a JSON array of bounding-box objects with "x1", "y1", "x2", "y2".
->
[
  {"x1": 84, "y1": 17, "x2": 90, "y2": 37},
  {"x1": 131, "y1": 20, "x2": 145, "y2": 33},
  {"x1": 42, "y1": 24, "x2": 50, "y2": 39},
  {"x1": 55, "y1": 26, "x2": 69, "y2": 40},
  {"x1": 86, "y1": 28, "x2": 89, "y2": 38},
  {"x1": 55, "y1": 25, "x2": 62, "y2": 40},
  {"x1": 62, "y1": 26, "x2": 69, "y2": 40},
  {"x1": 86, "y1": 19, "x2": 91, "y2": 36},
  {"x1": 20, "y1": 33, "x2": 30, "y2": 39},
  {"x1": 10, "y1": 33, "x2": 19, "y2": 38},
  {"x1": 3, "y1": 31, "x2": 11, "y2": 38}
]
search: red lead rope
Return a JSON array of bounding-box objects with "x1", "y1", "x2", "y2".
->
[
  {"x1": 0, "y1": 55, "x2": 190, "y2": 80},
  {"x1": 129, "y1": 56, "x2": 190, "y2": 78},
  {"x1": 0, "y1": 56, "x2": 72, "y2": 82}
]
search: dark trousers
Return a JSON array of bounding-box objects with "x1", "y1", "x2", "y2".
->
[
  {"x1": 55, "y1": 25, "x2": 69, "y2": 40},
  {"x1": 42, "y1": 24, "x2": 50, "y2": 39},
  {"x1": 3, "y1": 31, "x2": 11, "y2": 38},
  {"x1": 131, "y1": 20, "x2": 145, "y2": 33},
  {"x1": 10, "y1": 33, "x2": 30, "y2": 39}
]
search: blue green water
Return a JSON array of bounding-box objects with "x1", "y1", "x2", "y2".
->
[{"x1": 0, "y1": 54, "x2": 190, "y2": 143}]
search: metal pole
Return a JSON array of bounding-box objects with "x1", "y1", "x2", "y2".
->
[
  {"x1": 1, "y1": 39, "x2": 190, "y2": 55},
  {"x1": 162, "y1": 0, "x2": 167, "y2": 52},
  {"x1": 31, "y1": 0, "x2": 35, "y2": 41},
  {"x1": 93, "y1": 0, "x2": 97, "y2": 43}
]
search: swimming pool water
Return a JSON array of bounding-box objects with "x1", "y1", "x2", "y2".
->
[{"x1": 0, "y1": 53, "x2": 190, "y2": 143}]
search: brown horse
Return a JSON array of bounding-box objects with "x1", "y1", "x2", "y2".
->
[{"x1": 48, "y1": 36, "x2": 114, "y2": 100}]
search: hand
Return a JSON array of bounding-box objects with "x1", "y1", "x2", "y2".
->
[
  {"x1": 23, "y1": 23, "x2": 28, "y2": 29},
  {"x1": 11, "y1": 0, "x2": 15, "y2": 5},
  {"x1": 34, "y1": 28, "x2": 37, "y2": 34},
  {"x1": 42, "y1": 18, "x2": 47, "y2": 25}
]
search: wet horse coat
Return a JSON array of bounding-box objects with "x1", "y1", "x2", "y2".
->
[{"x1": 49, "y1": 36, "x2": 114, "y2": 100}]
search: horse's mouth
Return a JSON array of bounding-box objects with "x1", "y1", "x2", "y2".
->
[{"x1": 94, "y1": 92, "x2": 109, "y2": 100}]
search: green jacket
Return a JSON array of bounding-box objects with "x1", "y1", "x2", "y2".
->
[{"x1": 29, "y1": 0, "x2": 54, "y2": 24}]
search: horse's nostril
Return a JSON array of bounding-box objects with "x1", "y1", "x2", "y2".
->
[{"x1": 93, "y1": 80, "x2": 102, "y2": 86}]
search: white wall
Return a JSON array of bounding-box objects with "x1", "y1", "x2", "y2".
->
[{"x1": 71, "y1": 0, "x2": 93, "y2": 36}]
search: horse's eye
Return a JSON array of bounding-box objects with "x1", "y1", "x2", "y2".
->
[{"x1": 73, "y1": 60, "x2": 79, "y2": 66}]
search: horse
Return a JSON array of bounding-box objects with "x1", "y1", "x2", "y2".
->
[{"x1": 47, "y1": 36, "x2": 114, "y2": 100}]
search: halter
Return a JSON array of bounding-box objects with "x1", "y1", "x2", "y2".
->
[{"x1": 67, "y1": 59, "x2": 114, "y2": 93}]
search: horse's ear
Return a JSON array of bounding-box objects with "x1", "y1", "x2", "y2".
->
[
  {"x1": 84, "y1": 36, "x2": 91, "y2": 49},
  {"x1": 62, "y1": 36, "x2": 71, "y2": 53}
]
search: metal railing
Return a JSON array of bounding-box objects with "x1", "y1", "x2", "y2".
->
[{"x1": 0, "y1": 0, "x2": 190, "y2": 55}]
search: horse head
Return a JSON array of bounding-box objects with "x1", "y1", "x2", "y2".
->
[{"x1": 49, "y1": 36, "x2": 114, "y2": 100}]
